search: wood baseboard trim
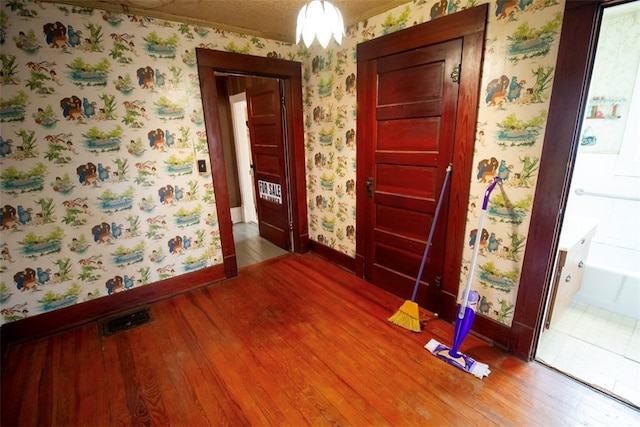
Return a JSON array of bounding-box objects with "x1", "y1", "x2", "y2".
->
[
  {"x1": 1, "y1": 264, "x2": 226, "y2": 356},
  {"x1": 309, "y1": 241, "x2": 356, "y2": 273}
]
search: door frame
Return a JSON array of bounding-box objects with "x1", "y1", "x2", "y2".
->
[
  {"x1": 196, "y1": 49, "x2": 309, "y2": 278},
  {"x1": 356, "y1": 5, "x2": 488, "y2": 321}
]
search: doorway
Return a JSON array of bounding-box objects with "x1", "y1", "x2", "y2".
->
[
  {"x1": 196, "y1": 49, "x2": 309, "y2": 277},
  {"x1": 536, "y1": 1, "x2": 640, "y2": 408},
  {"x1": 228, "y1": 91, "x2": 288, "y2": 268}
]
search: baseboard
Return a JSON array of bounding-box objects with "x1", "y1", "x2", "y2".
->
[
  {"x1": 1, "y1": 263, "x2": 226, "y2": 360},
  {"x1": 309, "y1": 240, "x2": 356, "y2": 273}
]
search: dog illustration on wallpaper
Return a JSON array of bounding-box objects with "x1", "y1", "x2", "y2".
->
[
  {"x1": 345, "y1": 179, "x2": 355, "y2": 197},
  {"x1": 43, "y1": 21, "x2": 67, "y2": 48},
  {"x1": 345, "y1": 129, "x2": 355, "y2": 148},
  {"x1": 495, "y1": 0, "x2": 519, "y2": 20},
  {"x1": 312, "y1": 56, "x2": 324, "y2": 75},
  {"x1": 485, "y1": 75, "x2": 510, "y2": 106},
  {"x1": 168, "y1": 235, "x2": 183, "y2": 254},
  {"x1": 60, "y1": 96, "x2": 83, "y2": 120},
  {"x1": 76, "y1": 162, "x2": 98, "y2": 185},
  {"x1": 476, "y1": 157, "x2": 499, "y2": 182},
  {"x1": 14, "y1": 268, "x2": 37, "y2": 291},
  {"x1": 158, "y1": 184, "x2": 175, "y2": 204},
  {"x1": 105, "y1": 276, "x2": 124, "y2": 294},
  {"x1": 91, "y1": 222, "x2": 112, "y2": 244},
  {"x1": 345, "y1": 73, "x2": 355, "y2": 94},
  {"x1": 430, "y1": 0, "x2": 449, "y2": 19},
  {"x1": 1, "y1": 205, "x2": 18, "y2": 230},
  {"x1": 148, "y1": 128, "x2": 165, "y2": 150},
  {"x1": 137, "y1": 66, "x2": 155, "y2": 89},
  {"x1": 313, "y1": 106, "x2": 324, "y2": 123},
  {"x1": 346, "y1": 225, "x2": 355, "y2": 241},
  {"x1": 469, "y1": 228, "x2": 489, "y2": 251}
]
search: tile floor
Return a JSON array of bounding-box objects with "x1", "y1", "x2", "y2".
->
[{"x1": 537, "y1": 300, "x2": 640, "y2": 408}]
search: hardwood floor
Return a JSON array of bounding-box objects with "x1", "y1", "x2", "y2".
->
[{"x1": 2, "y1": 253, "x2": 639, "y2": 426}]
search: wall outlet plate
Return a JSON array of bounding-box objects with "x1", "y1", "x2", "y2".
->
[{"x1": 197, "y1": 159, "x2": 207, "y2": 172}]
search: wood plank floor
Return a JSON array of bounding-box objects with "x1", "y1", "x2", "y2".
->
[
  {"x1": 233, "y1": 222, "x2": 288, "y2": 268},
  {"x1": 2, "y1": 253, "x2": 639, "y2": 426}
]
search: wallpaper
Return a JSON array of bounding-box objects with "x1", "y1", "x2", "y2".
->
[
  {"x1": 0, "y1": 0, "x2": 298, "y2": 326},
  {"x1": 1, "y1": 0, "x2": 565, "y2": 329}
]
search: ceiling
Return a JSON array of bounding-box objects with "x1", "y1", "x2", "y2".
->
[{"x1": 44, "y1": 0, "x2": 408, "y2": 44}]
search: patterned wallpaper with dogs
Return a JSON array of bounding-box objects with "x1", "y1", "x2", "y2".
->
[{"x1": 0, "y1": 0, "x2": 299, "y2": 326}]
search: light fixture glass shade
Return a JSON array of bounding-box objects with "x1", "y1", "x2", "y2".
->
[{"x1": 296, "y1": 0, "x2": 345, "y2": 48}]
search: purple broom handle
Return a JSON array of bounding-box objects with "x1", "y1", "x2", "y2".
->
[
  {"x1": 458, "y1": 176, "x2": 501, "y2": 319},
  {"x1": 411, "y1": 165, "x2": 452, "y2": 302}
]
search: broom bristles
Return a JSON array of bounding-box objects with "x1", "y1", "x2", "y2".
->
[{"x1": 388, "y1": 300, "x2": 421, "y2": 332}]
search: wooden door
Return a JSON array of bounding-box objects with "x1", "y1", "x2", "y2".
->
[
  {"x1": 361, "y1": 40, "x2": 462, "y2": 308},
  {"x1": 246, "y1": 80, "x2": 291, "y2": 250}
]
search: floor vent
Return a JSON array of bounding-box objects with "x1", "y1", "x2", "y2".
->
[{"x1": 100, "y1": 308, "x2": 151, "y2": 336}]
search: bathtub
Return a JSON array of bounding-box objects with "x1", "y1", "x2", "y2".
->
[{"x1": 574, "y1": 242, "x2": 640, "y2": 320}]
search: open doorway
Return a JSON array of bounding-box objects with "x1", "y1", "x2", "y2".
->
[
  {"x1": 196, "y1": 49, "x2": 309, "y2": 278},
  {"x1": 228, "y1": 89, "x2": 287, "y2": 268},
  {"x1": 536, "y1": 1, "x2": 640, "y2": 408}
]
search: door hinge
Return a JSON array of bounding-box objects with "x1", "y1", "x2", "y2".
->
[
  {"x1": 434, "y1": 275, "x2": 442, "y2": 288},
  {"x1": 451, "y1": 64, "x2": 460, "y2": 83}
]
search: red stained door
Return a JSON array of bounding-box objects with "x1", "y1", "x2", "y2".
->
[
  {"x1": 361, "y1": 39, "x2": 462, "y2": 309},
  {"x1": 246, "y1": 80, "x2": 291, "y2": 250}
]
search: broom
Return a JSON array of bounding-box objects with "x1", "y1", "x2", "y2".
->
[{"x1": 388, "y1": 165, "x2": 452, "y2": 332}]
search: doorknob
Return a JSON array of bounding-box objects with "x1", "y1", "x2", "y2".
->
[{"x1": 366, "y1": 177, "x2": 374, "y2": 197}]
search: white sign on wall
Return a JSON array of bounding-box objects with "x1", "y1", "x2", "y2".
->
[{"x1": 258, "y1": 180, "x2": 282, "y2": 204}]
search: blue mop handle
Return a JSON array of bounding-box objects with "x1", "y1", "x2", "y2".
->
[
  {"x1": 411, "y1": 165, "x2": 452, "y2": 302},
  {"x1": 458, "y1": 176, "x2": 501, "y2": 319}
]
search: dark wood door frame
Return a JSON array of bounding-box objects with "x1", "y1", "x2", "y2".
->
[
  {"x1": 196, "y1": 49, "x2": 309, "y2": 278},
  {"x1": 511, "y1": 0, "x2": 603, "y2": 359},
  {"x1": 356, "y1": 5, "x2": 488, "y2": 321}
]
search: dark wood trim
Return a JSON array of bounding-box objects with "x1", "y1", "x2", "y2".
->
[
  {"x1": 196, "y1": 50, "x2": 309, "y2": 278},
  {"x1": 1, "y1": 264, "x2": 225, "y2": 358},
  {"x1": 356, "y1": 5, "x2": 488, "y2": 321},
  {"x1": 309, "y1": 241, "x2": 356, "y2": 274},
  {"x1": 513, "y1": 1, "x2": 601, "y2": 360}
]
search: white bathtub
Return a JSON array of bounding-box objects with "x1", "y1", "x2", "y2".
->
[{"x1": 574, "y1": 242, "x2": 640, "y2": 320}]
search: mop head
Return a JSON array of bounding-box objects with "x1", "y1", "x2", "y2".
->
[
  {"x1": 388, "y1": 300, "x2": 421, "y2": 332},
  {"x1": 425, "y1": 339, "x2": 490, "y2": 379}
]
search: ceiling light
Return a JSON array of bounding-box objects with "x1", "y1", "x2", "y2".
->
[{"x1": 296, "y1": 1, "x2": 345, "y2": 48}]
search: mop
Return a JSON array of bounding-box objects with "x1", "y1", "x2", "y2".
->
[
  {"x1": 425, "y1": 176, "x2": 501, "y2": 379},
  {"x1": 388, "y1": 165, "x2": 452, "y2": 332}
]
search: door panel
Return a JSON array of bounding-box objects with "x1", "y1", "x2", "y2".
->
[
  {"x1": 365, "y1": 39, "x2": 463, "y2": 308},
  {"x1": 246, "y1": 80, "x2": 290, "y2": 250}
]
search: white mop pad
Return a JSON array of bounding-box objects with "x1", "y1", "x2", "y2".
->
[{"x1": 425, "y1": 338, "x2": 491, "y2": 379}]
